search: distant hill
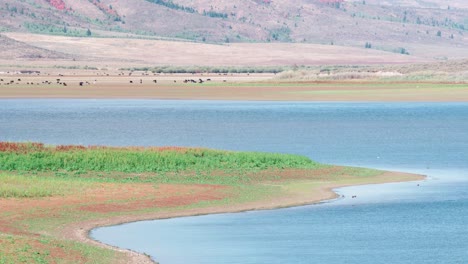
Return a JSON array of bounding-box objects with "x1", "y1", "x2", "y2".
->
[
  {"x1": 0, "y1": 0, "x2": 467, "y2": 61},
  {"x1": 0, "y1": 34, "x2": 69, "y2": 60}
]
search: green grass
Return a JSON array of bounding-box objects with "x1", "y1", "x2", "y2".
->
[
  {"x1": 0, "y1": 234, "x2": 117, "y2": 264},
  {"x1": 0, "y1": 144, "x2": 319, "y2": 174},
  {"x1": 0, "y1": 142, "x2": 417, "y2": 264},
  {"x1": 0, "y1": 142, "x2": 326, "y2": 187},
  {"x1": 0, "y1": 174, "x2": 92, "y2": 198},
  {"x1": 340, "y1": 167, "x2": 381, "y2": 178}
]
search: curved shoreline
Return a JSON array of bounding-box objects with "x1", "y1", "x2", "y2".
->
[{"x1": 65, "y1": 171, "x2": 425, "y2": 264}]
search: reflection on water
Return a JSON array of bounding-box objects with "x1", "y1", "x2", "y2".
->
[{"x1": 1, "y1": 100, "x2": 467, "y2": 263}]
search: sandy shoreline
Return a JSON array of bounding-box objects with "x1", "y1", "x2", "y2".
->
[
  {"x1": 63, "y1": 171, "x2": 424, "y2": 264},
  {"x1": 1, "y1": 73, "x2": 468, "y2": 102}
]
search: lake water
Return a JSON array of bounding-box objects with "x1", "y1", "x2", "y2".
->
[{"x1": 1, "y1": 100, "x2": 467, "y2": 264}]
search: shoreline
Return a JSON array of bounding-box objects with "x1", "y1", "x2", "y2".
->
[
  {"x1": 1, "y1": 75, "x2": 467, "y2": 102},
  {"x1": 2, "y1": 97, "x2": 468, "y2": 102},
  {"x1": 68, "y1": 171, "x2": 425, "y2": 264},
  {"x1": 0, "y1": 143, "x2": 427, "y2": 263}
]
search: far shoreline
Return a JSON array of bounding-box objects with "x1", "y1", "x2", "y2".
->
[
  {"x1": 1, "y1": 97, "x2": 468, "y2": 103},
  {"x1": 1, "y1": 72, "x2": 467, "y2": 102}
]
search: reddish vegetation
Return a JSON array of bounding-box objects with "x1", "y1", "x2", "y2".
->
[
  {"x1": 45, "y1": 0, "x2": 66, "y2": 10},
  {"x1": 0, "y1": 142, "x2": 198, "y2": 153},
  {"x1": 80, "y1": 184, "x2": 227, "y2": 213},
  {"x1": 126, "y1": 146, "x2": 202, "y2": 153},
  {"x1": 0, "y1": 183, "x2": 229, "y2": 233},
  {"x1": 0, "y1": 180, "x2": 230, "y2": 262},
  {"x1": 88, "y1": 0, "x2": 119, "y2": 17},
  {"x1": 0, "y1": 235, "x2": 86, "y2": 263},
  {"x1": 55, "y1": 145, "x2": 87, "y2": 152},
  {"x1": 0, "y1": 142, "x2": 45, "y2": 153}
]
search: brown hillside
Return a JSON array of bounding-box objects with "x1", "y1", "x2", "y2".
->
[
  {"x1": 0, "y1": 0, "x2": 466, "y2": 62},
  {"x1": 2, "y1": 32, "x2": 427, "y2": 67},
  {"x1": 0, "y1": 34, "x2": 70, "y2": 60}
]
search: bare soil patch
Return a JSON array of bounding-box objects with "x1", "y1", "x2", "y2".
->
[
  {"x1": 0, "y1": 167, "x2": 424, "y2": 263},
  {"x1": 1, "y1": 73, "x2": 467, "y2": 101},
  {"x1": 0, "y1": 181, "x2": 230, "y2": 263}
]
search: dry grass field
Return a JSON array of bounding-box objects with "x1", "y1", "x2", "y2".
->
[{"x1": 2, "y1": 33, "x2": 429, "y2": 68}]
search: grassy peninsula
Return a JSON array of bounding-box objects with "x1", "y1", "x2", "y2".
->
[{"x1": 0, "y1": 142, "x2": 423, "y2": 263}]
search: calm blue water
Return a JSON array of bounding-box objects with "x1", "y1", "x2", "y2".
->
[{"x1": 1, "y1": 100, "x2": 468, "y2": 264}]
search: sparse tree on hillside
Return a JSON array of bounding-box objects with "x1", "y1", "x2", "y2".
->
[
  {"x1": 86, "y1": 28, "x2": 92, "y2": 37},
  {"x1": 399, "y1": 47, "x2": 409, "y2": 55},
  {"x1": 436, "y1": 30, "x2": 442, "y2": 37}
]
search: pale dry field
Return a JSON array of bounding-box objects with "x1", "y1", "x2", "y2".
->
[
  {"x1": 3, "y1": 33, "x2": 428, "y2": 67},
  {"x1": 1, "y1": 33, "x2": 466, "y2": 102}
]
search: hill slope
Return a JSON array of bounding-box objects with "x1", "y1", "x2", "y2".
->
[
  {"x1": 0, "y1": 34, "x2": 70, "y2": 60},
  {"x1": 0, "y1": 0, "x2": 466, "y2": 63}
]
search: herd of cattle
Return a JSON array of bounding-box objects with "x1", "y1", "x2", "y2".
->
[
  {"x1": 0, "y1": 77, "x2": 220, "y2": 87},
  {"x1": 0, "y1": 78, "x2": 69, "y2": 86}
]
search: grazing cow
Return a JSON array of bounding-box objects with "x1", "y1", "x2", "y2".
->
[
  {"x1": 63, "y1": 83, "x2": 67, "y2": 86},
  {"x1": 153, "y1": 80, "x2": 157, "y2": 83},
  {"x1": 130, "y1": 81, "x2": 133, "y2": 84},
  {"x1": 140, "y1": 79, "x2": 143, "y2": 84},
  {"x1": 79, "y1": 82, "x2": 84, "y2": 86}
]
